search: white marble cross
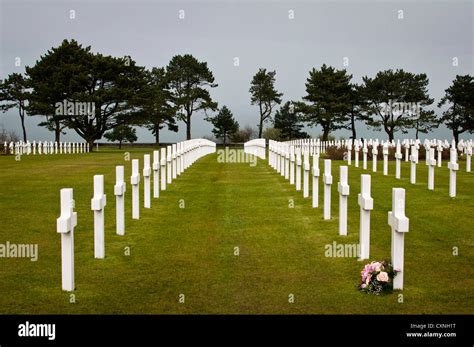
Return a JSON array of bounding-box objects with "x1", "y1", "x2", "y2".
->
[
  {"x1": 167, "y1": 146, "x2": 172, "y2": 184},
  {"x1": 91, "y1": 175, "x2": 106, "y2": 259},
  {"x1": 358, "y1": 174, "x2": 373, "y2": 260},
  {"x1": 410, "y1": 145, "x2": 418, "y2": 184},
  {"x1": 284, "y1": 145, "x2": 290, "y2": 180},
  {"x1": 131, "y1": 159, "x2": 140, "y2": 219},
  {"x1": 143, "y1": 154, "x2": 151, "y2": 208},
  {"x1": 172, "y1": 144, "x2": 177, "y2": 179},
  {"x1": 153, "y1": 150, "x2": 160, "y2": 198},
  {"x1": 57, "y1": 188, "x2": 77, "y2": 291},
  {"x1": 372, "y1": 143, "x2": 378, "y2": 173},
  {"x1": 388, "y1": 188, "x2": 409, "y2": 290},
  {"x1": 176, "y1": 143, "x2": 182, "y2": 176},
  {"x1": 354, "y1": 140, "x2": 360, "y2": 168},
  {"x1": 337, "y1": 165, "x2": 350, "y2": 236},
  {"x1": 303, "y1": 149, "x2": 310, "y2": 198},
  {"x1": 312, "y1": 153, "x2": 320, "y2": 208},
  {"x1": 437, "y1": 141, "x2": 443, "y2": 167},
  {"x1": 160, "y1": 148, "x2": 167, "y2": 191},
  {"x1": 323, "y1": 159, "x2": 332, "y2": 220},
  {"x1": 296, "y1": 147, "x2": 302, "y2": 191},
  {"x1": 114, "y1": 166, "x2": 126, "y2": 236},
  {"x1": 383, "y1": 142, "x2": 389, "y2": 175},
  {"x1": 362, "y1": 141, "x2": 368, "y2": 170},
  {"x1": 466, "y1": 141, "x2": 472, "y2": 173},
  {"x1": 290, "y1": 145, "x2": 295, "y2": 185},
  {"x1": 404, "y1": 140, "x2": 410, "y2": 162},
  {"x1": 427, "y1": 147, "x2": 436, "y2": 191},
  {"x1": 395, "y1": 140, "x2": 402, "y2": 179},
  {"x1": 448, "y1": 141, "x2": 458, "y2": 197}
]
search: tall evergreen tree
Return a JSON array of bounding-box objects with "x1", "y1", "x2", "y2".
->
[
  {"x1": 166, "y1": 54, "x2": 218, "y2": 140},
  {"x1": 360, "y1": 69, "x2": 434, "y2": 141},
  {"x1": 141, "y1": 67, "x2": 178, "y2": 144},
  {"x1": 438, "y1": 75, "x2": 474, "y2": 142},
  {"x1": 104, "y1": 124, "x2": 137, "y2": 149},
  {"x1": 0, "y1": 73, "x2": 30, "y2": 142},
  {"x1": 273, "y1": 101, "x2": 306, "y2": 140},
  {"x1": 27, "y1": 39, "x2": 148, "y2": 148},
  {"x1": 346, "y1": 83, "x2": 365, "y2": 141},
  {"x1": 207, "y1": 105, "x2": 239, "y2": 145},
  {"x1": 249, "y1": 68, "x2": 282, "y2": 138},
  {"x1": 299, "y1": 64, "x2": 352, "y2": 141}
]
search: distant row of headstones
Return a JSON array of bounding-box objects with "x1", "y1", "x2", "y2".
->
[
  {"x1": 56, "y1": 139, "x2": 216, "y2": 291},
  {"x1": 267, "y1": 137, "x2": 473, "y2": 290},
  {"x1": 3, "y1": 141, "x2": 89, "y2": 155},
  {"x1": 271, "y1": 138, "x2": 473, "y2": 197}
]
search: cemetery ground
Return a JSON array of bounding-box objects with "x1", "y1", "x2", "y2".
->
[{"x1": 0, "y1": 147, "x2": 473, "y2": 314}]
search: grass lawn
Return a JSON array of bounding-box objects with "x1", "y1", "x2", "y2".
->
[{"x1": 0, "y1": 146, "x2": 473, "y2": 314}]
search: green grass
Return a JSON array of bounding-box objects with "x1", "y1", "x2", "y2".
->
[{"x1": 0, "y1": 147, "x2": 473, "y2": 314}]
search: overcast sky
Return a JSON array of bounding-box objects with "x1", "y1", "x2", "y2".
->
[{"x1": 0, "y1": 0, "x2": 472, "y2": 142}]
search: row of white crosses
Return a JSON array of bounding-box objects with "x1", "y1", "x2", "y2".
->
[
  {"x1": 3, "y1": 141, "x2": 89, "y2": 155},
  {"x1": 297, "y1": 137, "x2": 472, "y2": 198},
  {"x1": 56, "y1": 139, "x2": 216, "y2": 291},
  {"x1": 269, "y1": 140, "x2": 410, "y2": 290}
]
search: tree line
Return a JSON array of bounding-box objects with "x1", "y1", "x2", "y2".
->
[{"x1": 1, "y1": 39, "x2": 473, "y2": 148}]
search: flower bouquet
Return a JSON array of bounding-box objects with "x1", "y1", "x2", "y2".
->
[{"x1": 359, "y1": 260, "x2": 398, "y2": 295}]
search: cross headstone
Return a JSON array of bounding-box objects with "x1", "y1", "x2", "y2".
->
[
  {"x1": 427, "y1": 147, "x2": 436, "y2": 190},
  {"x1": 358, "y1": 174, "x2": 373, "y2": 260},
  {"x1": 466, "y1": 141, "x2": 472, "y2": 173},
  {"x1": 160, "y1": 148, "x2": 167, "y2": 191},
  {"x1": 131, "y1": 159, "x2": 140, "y2": 219},
  {"x1": 284, "y1": 145, "x2": 290, "y2": 180},
  {"x1": 296, "y1": 147, "x2": 302, "y2": 191},
  {"x1": 303, "y1": 149, "x2": 310, "y2": 198},
  {"x1": 337, "y1": 166, "x2": 350, "y2": 236},
  {"x1": 410, "y1": 145, "x2": 418, "y2": 184},
  {"x1": 383, "y1": 142, "x2": 389, "y2": 175},
  {"x1": 280, "y1": 144, "x2": 285, "y2": 177},
  {"x1": 448, "y1": 141, "x2": 458, "y2": 197},
  {"x1": 372, "y1": 142, "x2": 378, "y2": 173},
  {"x1": 362, "y1": 141, "x2": 368, "y2": 170},
  {"x1": 91, "y1": 175, "x2": 106, "y2": 259},
  {"x1": 354, "y1": 140, "x2": 360, "y2": 168},
  {"x1": 404, "y1": 140, "x2": 410, "y2": 162},
  {"x1": 172, "y1": 144, "x2": 177, "y2": 179},
  {"x1": 57, "y1": 188, "x2": 77, "y2": 291},
  {"x1": 437, "y1": 141, "x2": 443, "y2": 167},
  {"x1": 153, "y1": 150, "x2": 160, "y2": 198},
  {"x1": 312, "y1": 153, "x2": 320, "y2": 208},
  {"x1": 276, "y1": 144, "x2": 281, "y2": 174},
  {"x1": 176, "y1": 143, "x2": 181, "y2": 176},
  {"x1": 290, "y1": 145, "x2": 295, "y2": 185},
  {"x1": 180, "y1": 142, "x2": 185, "y2": 175},
  {"x1": 323, "y1": 159, "x2": 332, "y2": 220},
  {"x1": 395, "y1": 140, "x2": 402, "y2": 179},
  {"x1": 424, "y1": 141, "x2": 430, "y2": 165},
  {"x1": 143, "y1": 154, "x2": 151, "y2": 208},
  {"x1": 114, "y1": 166, "x2": 126, "y2": 235},
  {"x1": 388, "y1": 188, "x2": 409, "y2": 290},
  {"x1": 167, "y1": 146, "x2": 172, "y2": 184}
]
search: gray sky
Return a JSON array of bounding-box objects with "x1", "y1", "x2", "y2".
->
[{"x1": 0, "y1": 0, "x2": 473, "y2": 142}]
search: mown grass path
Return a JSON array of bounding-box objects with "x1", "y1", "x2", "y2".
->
[{"x1": 0, "y1": 148, "x2": 472, "y2": 313}]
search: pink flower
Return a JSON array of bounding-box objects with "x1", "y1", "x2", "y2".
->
[
  {"x1": 361, "y1": 284, "x2": 367, "y2": 289},
  {"x1": 371, "y1": 262, "x2": 382, "y2": 272},
  {"x1": 376, "y1": 271, "x2": 389, "y2": 282},
  {"x1": 365, "y1": 274, "x2": 372, "y2": 285}
]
